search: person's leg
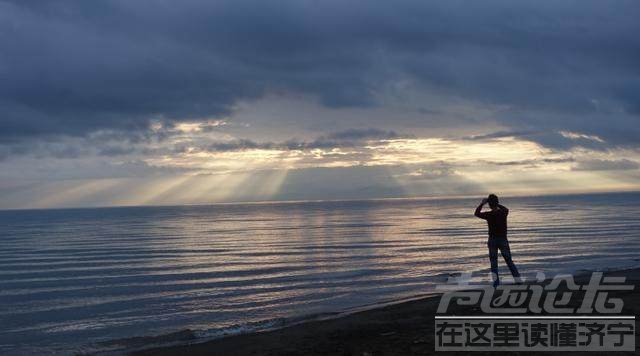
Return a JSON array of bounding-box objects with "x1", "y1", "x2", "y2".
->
[
  {"x1": 498, "y1": 238, "x2": 521, "y2": 282},
  {"x1": 487, "y1": 238, "x2": 499, "y2": 287}
]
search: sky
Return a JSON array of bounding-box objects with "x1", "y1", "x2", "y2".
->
[{"x1": 1, "y1": 0, "x2": 639, "y2": 209}]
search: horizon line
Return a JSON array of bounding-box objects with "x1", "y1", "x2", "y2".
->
[{"x1": 1, "y1": 189, "x2": 638, "y2": 213}]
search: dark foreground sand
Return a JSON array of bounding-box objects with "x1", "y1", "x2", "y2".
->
[{"x1": 134, "y1": 269, "x2": 640, "y2": 355}]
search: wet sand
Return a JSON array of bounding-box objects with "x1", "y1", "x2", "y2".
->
[{"x1": 134, "y1": 268, "x2": 639, "y2": 355}]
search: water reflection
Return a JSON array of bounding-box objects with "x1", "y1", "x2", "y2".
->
[{"x1": 0, "y1": 192, "x2": 639, "y2": 353}]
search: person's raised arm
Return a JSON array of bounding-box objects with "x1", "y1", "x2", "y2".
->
[
  {"x1": 475, "y1": 198, "x2": 488, "y2": 218},
  {"x1": 497, "y1": 203, "x2": 509, "y2": 215}
]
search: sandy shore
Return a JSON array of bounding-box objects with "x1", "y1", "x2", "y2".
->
[{"x1": 134, "y1": 268, "x2": 639, "y2": 355}]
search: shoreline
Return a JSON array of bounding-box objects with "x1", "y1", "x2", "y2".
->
[{"x1": 133, "y1": 267, "x2": 639, "y2": 355}]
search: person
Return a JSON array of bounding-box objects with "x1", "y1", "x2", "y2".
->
[{"x1": 474, "y1": 194, "x2": 521, "y2": 286}]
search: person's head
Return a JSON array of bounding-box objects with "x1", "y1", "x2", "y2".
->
[{"x1": 487, "y1": 194, "x2": 499, "y2": 209}]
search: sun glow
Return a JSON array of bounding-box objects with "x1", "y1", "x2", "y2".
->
[{"x1": 5, "y1": 134, "x2": 639, "y2": 209}]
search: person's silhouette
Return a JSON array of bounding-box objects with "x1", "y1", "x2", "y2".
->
[{"x1": 474, "y1": 194, "x2": 521, "y2": 287}]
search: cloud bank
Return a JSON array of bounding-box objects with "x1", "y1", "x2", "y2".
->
[
  {"x1": 1, "y1": 1, "x2": 639, "y2": 144},
  {"x1": 0, "y1": 0, "x2": 639, "y2": 208}
]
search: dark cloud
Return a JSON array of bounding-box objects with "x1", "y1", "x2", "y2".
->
[
  {"x1": 205, "y1": 128, "x2": 406, "y2": 152},
  {"x1": 572, "y1": 159, "x2": 639, "y2": 171},
  {"x1": 0, "y1": 126, "x2": 406, "y2": 160},
  {"x1": 325, "y1": 128, "x2": 405, "y2": 140},
  {"x1": 0, "y1": 129, "x2": 157, "y2": 160},
  {"x1": 480, "y1": 157, "x2": 576, "y2": 167},
  {"x1": 464, "y1": 130, "x2": 540, "y2": 141},
  {"x1": 206, "y1": 139, "x2": 275, "y2": 152},
  {"x1": 0, "y1": 0, "x2": 639, "y2": 150},
  {"x1": 478, "y1": 156, "x2": 639, "y2": 172}
]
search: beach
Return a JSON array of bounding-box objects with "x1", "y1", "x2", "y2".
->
[{"x1": 137, "y1": 268, "x2": 639, "y2": 355}]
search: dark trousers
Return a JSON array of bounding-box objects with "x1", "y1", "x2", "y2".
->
[{"x1": 488, "y1": 237, "x2": 520, "y2": 286}]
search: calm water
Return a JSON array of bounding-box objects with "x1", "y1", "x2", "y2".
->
[{"x1": 1, "y1": 192, "x2": 639, "y2": 354}]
